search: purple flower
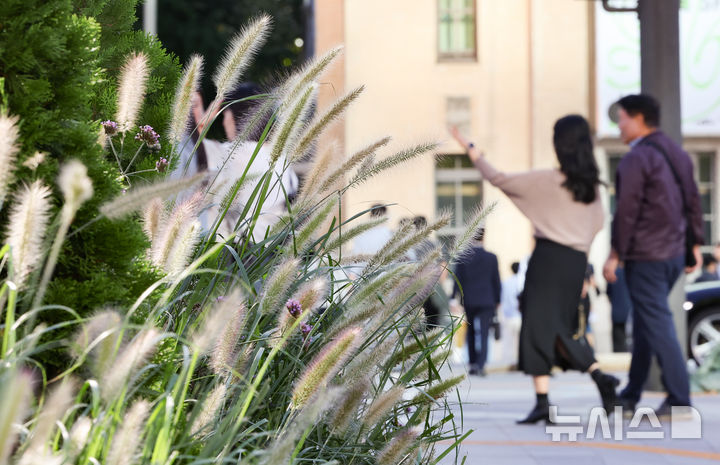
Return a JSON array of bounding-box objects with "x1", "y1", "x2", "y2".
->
[
  {"x1": 102, "y1": 120, "x2": 118, "y2": 136},
  {"x1": 135, "y1": 125, "x2": 161, "y2": 149},
  {"x1": 286, "y1": 299, "x2": 302, "y2": 318},
  {"x1": 300, "y1": 322, "x2": 313, "y2": 337},
  {"x1": 155, "y1": 157, "x2": 169, "y2": 173}
]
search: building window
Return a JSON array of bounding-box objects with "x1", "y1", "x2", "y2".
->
[
  {"x1": 607, "y1": 150, "x2": 715, "y2": 248},
  {"x1": 438, "y1": 0, "x2": 477, "y2": 60},
  {"x1": 436, "y1": 154, "x2": 482, "y2": 248}
]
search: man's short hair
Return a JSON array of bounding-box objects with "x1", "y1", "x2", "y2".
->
[
  {"x1": 511, "y1": 261, "x2": 520, "y2": 274},
  {"x1": 370, "y1": 204, "x2": 387, "y2": 217},
  {"x1": 616, "y1": 94, "x2": 660, "y2": 127},
  {"x1": 413, "y1": 216, "x2": 427, "y2": 229},
  {"x1": 473, "y1": 228, "x2": 485, "y2": 242},
  {"x1": 703, "y1": 253, "x2": 717, "y2": 265}
]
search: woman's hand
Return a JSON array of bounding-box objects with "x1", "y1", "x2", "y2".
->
[{"x1": 448, "y1": 126, "x2": 483, "y2": 167}]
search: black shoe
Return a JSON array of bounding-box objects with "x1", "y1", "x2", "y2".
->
[
  {"x1": 594, "y1": 373, "x2": 620, "y2": 413},
  {"x1": 468, "y1": 365, "x2": 480, "y2": 376},
  {"x1": 516, "y1": 404, "x2": 550, "y2": 425},
  {"x1": 617, "y1": 396, "x2": 637, "y2": 419}
]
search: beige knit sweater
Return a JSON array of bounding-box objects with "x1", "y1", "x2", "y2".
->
[{"x1": 476, "y1": 156, "x2": 604, "y2": 254}]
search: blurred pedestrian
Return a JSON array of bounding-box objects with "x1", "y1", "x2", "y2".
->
[
  {"x1": 695, "y1": 254, "x2": 718, "y2": 283},
  {"x1": 500, "y1": 261, "x2": 523, "y2": 368},
  {"x1": 608, "y1": 267, "x2": 633, "y2": 352},
  {"x1": 451, "y1": 229, "x2": 501, "y2": 376},
  {"x1": 603, "y1": 94, "x2": 704, "y2": 417},
  {"x1": 451, "y1": 115, "x2": 619, "y2": 424}
]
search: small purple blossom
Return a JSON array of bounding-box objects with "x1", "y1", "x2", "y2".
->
[
  {"x1": 135, "y1": 125, "x2": 161, "y2": 149},
  {"x1": 102, "y1": 120, "x2": 118, "y2": 136},
  {"x1": 286, "y1": 299, "x2": 302, "y2": 318},
  {"x1": 300, "y1": 323, "x2": 312, "y2": 337},
  {"x1": 155, "y1": 157, "x2": 169, "y2": 173},
  {"x1": 215, "y1": 295, "x2": 226, "y2": 302}
]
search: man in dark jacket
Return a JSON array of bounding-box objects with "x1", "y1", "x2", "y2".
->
[
  {"x1": 603, "y1": 94, "x2": 704, "y2": 415},
  {"x1": 453, "y1": 230, "x2": 501, "y2": 376}
]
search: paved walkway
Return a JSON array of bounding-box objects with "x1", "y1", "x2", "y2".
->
[{"x1": 437, "y1": 368, "x2": 720, "y2": 464}]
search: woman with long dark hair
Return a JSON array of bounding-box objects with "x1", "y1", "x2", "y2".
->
[{"x1": 450, "y1": 115, "x2": 619, "y2": 424}]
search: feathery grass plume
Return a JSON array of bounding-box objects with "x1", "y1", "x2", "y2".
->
[
  {"x1": 323, "y1": 217, "x2": 387, "y2": 252},
  {"x1": 319, "y1": 137, "x2": 391, "y2": 194},
  {"x1": 218, "y1": 172, "x2": 260, "y2": 212},
  {"x1": 362, "y1": 221, "x2": 414, "y2": 271},
  {"x1": 346, "y1": 264, "x2": 415, "y2": 309},
  {"x1": 106, "y1": 400, "x2": 150, "y2": 465},
  {"x1": 339, "y1": 253, "x2": 374, "y2": 265},
  {"x1": 209, "y1": 289, "x2": 247, "y2": 376},
  {"x1": 24, "y1": 379, "x2": 75, "y2": 456},
  {"x1": 376, "y1": 429, "x2": 419, "y2": 465},
  {"x1": 387, "y1": 328, "x2": 445, "y2": 368},
  {"x1": 150, "y1": 191, "x2": 203, "y2": 269},
  {"x1": 101, "y1": 172, "x2": 206, "y2": 220},
  {"x1": 100, "y1": 329, "x2": 161, "y2": 402},
  {"x1": 142, "y1": 197, "x2": 164, "y2": 242},
  {"x1": 268, "y1": 84, "x2": 316, "y2": 164},
  {"x1": 405, "y1": 264, "x2": 444, "y2": 312},
  {"x1": 329, "y1": 379, "x2": 370, "y2": 433},
  {"x1": 291, "y1": 327, "x2": 362, "y2": 409},
  {"x1": 4, "y1": 181, "x2": 52, "y2": 289},
  {"x1": 349, "y1": 141, "x2": 439, "y2": 187},
  {"x1": 164, "y1": 219, "x2": 202, "y2": 275},
  {"x1": 0, "y1": 114, "x2": 20, "y2": 209},
  {"x1": 280, "y1": 46, "x2": 343, "y2": 107},
  {"x1": 0, "y1": 370, "x2": 32, "y2": 465},
  {"x1": 169, "y1": 55, "x2": 204, "y2": 145},
  {"x1": 212, "y1": 15, "x2": 271, "y2": 107},
  {"x1": 74, "y1": 309, "x2": 123, "y2": 378},
  {"x1": 67, "y1": 416, "x2": 92, "y2": 459},
  {"x1": 410, "y1": 374, "x2": 466, "y2": 405},
  {"x1": 58, "y1": 159, "x2": 94, "y2": 216},
  {"x1": 21, "y1": 151, "x2": 45, "y2": 171},
  {"x1": 449, "y1": 203, "x2": 495, "y2": 263},
  {"x1": 192, "y1": 299, "x2": 234, "y2": 356},
  {"x1": 296, "y1": 143, "x2": 337, "y2": 204},
  {"x1": 284, "y1": 196, "x2": 337, "y2": 255},
  {"x1": 408, "y1": 347, "x2": 451, "y2": 382},
  {"x1": 295, "y1": 277, "x2": 328, "y2": 313},
  {"x1": 261, "y1": 388, "x2": 342, "y2": 465},
  {"x1": 362, "y1": 385, "x2": 406, "y2": 428},
  {"x1": 366, "y1": 213, "x2": 451, "y2": 271},
  {"x1": 115, "y1": 52, "x2": 149, "y2": 132},
  {"x1": 191, "y1": 384, "x2": 227, "y2": 436},
  {"x1": 291, "y1": 86, "x2": 365, "y2": 162},
  {"x1": 258, "y1": 258, "x2": 300, "y2": 314},
  {"x1": 343, "y1": 333, "x2": 399, "y2": 384}
]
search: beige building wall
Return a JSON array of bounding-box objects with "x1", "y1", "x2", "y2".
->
[{"x1": 318, "y1": 0, "x2": 593, "y2": 276}]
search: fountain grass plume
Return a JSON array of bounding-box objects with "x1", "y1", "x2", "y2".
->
[
  {"x1": 191, "y1": 384, "x2": 227, "y2": 436},
  {"x1": 329, "y1": 379, "x2": 370, "y2": 433},
  {"x1": 284, "y1": 196, "x2": 337, "y2": 256},
  {"x1": 346, "y1": 264, "x2": 416, "y2": 309},
  {"x1": 164, "y1": 219, "x2": 202, "y2": 275},
  {"x1": 115, "y1": 52, "x2": 149, "y2": 132},
  {"x1": 150, "y1": 191, "x2": 203, "y2": 269},
  {"x1": 349, "y1": 141, "x2": 439, "y2": 187},
  {"x1": 0, "y1": 114, "x2": 20, "y2": 209},
  {"x1": 319, "y1": 136, "x2": 391, "y2": 193},
  {"x1": 101, "y1": 172, "x2": 206, "y2": 220},
  {"x1": 449, "y1": 203, "x2": 495, "y2": 263},
  {"x1": 362, "y1": 221, "x2": 415, "y2": 271},
  {"x1": 24, "y1": 379, "x2": 75, "y2": 456},
  {"x1": 296, "y1": 143, "x2": 337, "y2": 205},
  {"x1": 169, "y1": 55, "x2": 204, "y2": 145},
  {"x1": 323, "y1": 217, "x2": 387, "y2": 252},
  {"x1": 208, "y1": 14, "x2": 271, "y2": 119},
  {"x1": 259, "y1": 258, "x2": 300, "y2": 314},
  {"x1": 411, "y1": 374, "x2": 465, "y2": 405},
  {"x1": 387, "y1": 328, "x2": 445, "y2": 368},
  {"x1": 408, "y1": 347, "x2": 451, "y2": 382},
  {"x1": 291, "y1": 85, "x2": 365, "y2": 162},
  {"x1": 67, "y1": 416, "x2": 92, "y2": 460},
  {"x1": 291, "y1": 327, "x2": 361, "y2": 409},
  {"x1": 142, "y1": 197, "x2": 164, "y2": 242},
  {"x1": 362, "y1": 384, "x2": 405, "y2": 428},
  {"x1": 343, "y1": 332, "x2": 399, "y2": 384},
  {"x1": 376, "y1": 429, "x2": 419, "y2": 465},
  {"x1": 100, "y1": 329, "x2": 161, "y2": 402},
  {"x1": 268, "y1": 84, "x2": 316, "y2": 164},
  {"x1": 280, "y1": 46, "x2": 343, "y2": 107},
  {"x1": 106, "y1": 399, "x2": 150, "y2": 465},
  {"x1": 74, "y1": 309, "x2": 123, "y2": 378},
  {"x1": 0, "y1": 370, "x2": 32, "y2": 465},
  {"x1": 34, "y1": 161, "x2": 93, "y2": 308},
  {"x1": 296, "y1": 277, "x2": 328, "y2": 313},
  {"x1": 4, "y1": 181, "x2": 52, "y2": 289},
  {"x1": 192, "y1": 292, "x2": 242, "y2": 356},
  {"x1": 209, "y1": 289, "x2": 247, "y2": 376},
  {"x1": 22, "y1": 151, "x2": 45, "y2": 171}
]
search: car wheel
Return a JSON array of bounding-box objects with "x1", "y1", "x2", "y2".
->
[{"x1": 688, "y1": 307, "x2": 720, "y2": 365}]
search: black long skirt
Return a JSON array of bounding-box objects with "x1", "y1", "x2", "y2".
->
[{"x1": 518, "y1": 238, "x2": 596, "y2": 376}]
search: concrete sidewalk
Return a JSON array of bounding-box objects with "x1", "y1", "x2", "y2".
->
[{"x1": 437, "y1": 368, "x2": 720, "y2": 464}]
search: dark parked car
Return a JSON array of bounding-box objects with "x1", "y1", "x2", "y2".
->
[{"x1": 685, "y1": 281, "x2": 720, "y2": 364}]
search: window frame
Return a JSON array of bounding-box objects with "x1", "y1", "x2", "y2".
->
[
  {"x1": 435, "y1": 154, "x2": 483, "y2": 241},
  {"x1": 437, "y1": 0, "x2": 478, "y2": 62}
]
